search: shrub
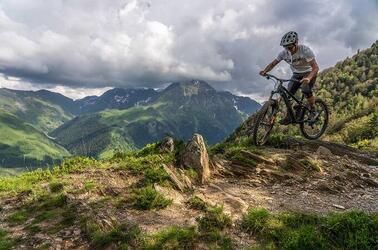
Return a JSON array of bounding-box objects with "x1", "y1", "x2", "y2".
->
[
  {"x1": 90, "y1": 223, "x2": 143, "y2": 249},
  {"x1": 187, "y1": 196, "x2": 208, "y2": 211},
  {"x1": 130, "y1": 187, "x2": 172, "y2": 210},
  {"x1": 241, "y1": 208, "x2": 270, "y2": 235},
  {"x1": 49, "y1": 182, "x2": 64, "y2": 193},
  {"x1": 196, "y1": 205, "x2": 232, "y2": 232}
]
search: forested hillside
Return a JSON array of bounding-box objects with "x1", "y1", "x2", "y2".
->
[{"x1": 317, "y1": 41, "x2": 378, "y2": 150}]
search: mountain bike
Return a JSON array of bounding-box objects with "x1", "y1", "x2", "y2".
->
[{"x1": 253, "y1": 73, "x2": 329, "y2": 146}]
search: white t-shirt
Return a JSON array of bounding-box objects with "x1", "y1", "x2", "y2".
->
[{"x1": 276, "y1": 44, "x2": 315, "y2": 73}]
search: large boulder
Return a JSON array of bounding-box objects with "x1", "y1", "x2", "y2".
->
[{"x1": 181, "y1": 133, "x2": 210, "y2": 184}]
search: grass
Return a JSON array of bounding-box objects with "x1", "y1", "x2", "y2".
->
[
  {"x1": 130, "y1": 186, "x2": 172, "y2": 210},
  {"x1": 225, "y1": 147, "x2": 258, "y2": 167},
  {"x1": 196, "y1": 205, "x2": 232, "y2": 232},
  {"x1": 143, "y1": 226, "x2": 198, "y2": 250},
  {"x1": 87, "y1": 222, "x2": 143, "y2": 249},
  {"x1": 0, "y1": 229, "x2": 16, "y2": 250},
  {"x1": 144, "y1": 225, "x2": 234, "y2": 250},
  {"x1": 0, "y1": 109, "x2": 70, "y2": 167},
  {"x1": 84, "y1": 180, "x2": 96, "y2": 191},
  {"x1": 113, "y1": 148, "x2": 174, "y2": 187},
  {"x1": 183, "y1": 167, "x2": 198, "y2": 179},
  {"x1": 299, "y1": 158, "x2": 322, "y2": 172},
  {"x1": 209, "y1": 136, "x2": 263, "y2": 156},
  {"x1": 0, "y1": 157, "x2": 99, "y2": 196},
  {"x1": 48, "y1": 181, "x2": 64, "y2": 193},
  {"x1": 187, "y1": 196, "x2": 209, "y2": 211},
  {"x1": 209, "y1": 136, "x2": 265, "y2": 169},
  {"x1": 241, "y1": 208, "x2": 378, "y2": 249},
  {"x1": 7, "y1": 210, "x2": 29, "y2": 224},
  {"x1": 6, "y1": 191, "x2": 78, "y2": 234}
]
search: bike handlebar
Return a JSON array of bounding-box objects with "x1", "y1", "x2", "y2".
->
[{"x1": 263, "y1": 73, "x2": 291, "y2": 82}]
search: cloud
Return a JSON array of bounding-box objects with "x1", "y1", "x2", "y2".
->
[{"x1": 0, "y1": 0, "x2": 377, "y2": 99}]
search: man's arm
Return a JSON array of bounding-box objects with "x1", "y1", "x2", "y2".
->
[
  {"x1": 300, "y1": 59, "x2": 319, "y2": 84},
  {"x1": 260, "y1": 59, "x2": 280, "y2": 76}
]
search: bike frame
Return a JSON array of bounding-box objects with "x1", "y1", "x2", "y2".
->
[{"x1": 266, "y1": 74, "x2": 311, "y2": 124}]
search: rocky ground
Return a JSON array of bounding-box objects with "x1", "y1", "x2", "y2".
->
[{"x1": 0, "y1": 134, "x2": 377, "y2": 249}]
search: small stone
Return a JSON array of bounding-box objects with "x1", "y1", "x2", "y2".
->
[
  {"x1": 316, "y1": 146, "x2": 333, "y2": 156},
  {"x1": 74, "y1": 229, "x2": 81, "y2": 236},
  {"x1": 332, "y1": 204, "x2": 345, "y2": 210}
]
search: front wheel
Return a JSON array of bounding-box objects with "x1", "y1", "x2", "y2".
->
[
  {"x1": 300, "y1": 98, "x2": 329, "y2": 140},
  {"x1": 253, "y1": 100, "x2": 278, "y2": 146}
]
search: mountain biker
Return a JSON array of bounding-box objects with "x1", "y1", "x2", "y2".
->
[{"x1": 259, "y1": 31, "x2": 319, "y2": 124}]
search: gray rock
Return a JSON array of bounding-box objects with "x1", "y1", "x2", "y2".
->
[
  {"x1": 181, "y1": 134, "x2": 210, "y2": 184},
  {"x1": 160, "y1": 136, "x2": 175, "y2": 153},
  {"x1": 316, "y1": 146, "x2": 333, "y2": 156}
]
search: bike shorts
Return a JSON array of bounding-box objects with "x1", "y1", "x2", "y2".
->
[{"x1": 288, "y1": 72, "x2": 317, "y2": 98}]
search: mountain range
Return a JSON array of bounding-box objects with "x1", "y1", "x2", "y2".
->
[
  {"x1": 51, "y1": 80, "x2": 261, "y2": 158},
  {"x1": 0, "y1": 80, "x2": 261, "y2": 167}
]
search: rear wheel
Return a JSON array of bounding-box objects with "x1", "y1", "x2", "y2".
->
[
  {"x1": 253, "y1": 100, "x2": 278, "y2": 146},
  {"x1": 300, "y1": 98, "x2": 329, "y2": 140}
]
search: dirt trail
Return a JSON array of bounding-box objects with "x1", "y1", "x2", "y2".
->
[{"x1": 0, "y1": 143, "x2": 377, "y2": 249}]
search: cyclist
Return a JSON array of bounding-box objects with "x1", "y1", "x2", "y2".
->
[{"x1": 259, "y1": 31, "x2": 319, "y2": 124}]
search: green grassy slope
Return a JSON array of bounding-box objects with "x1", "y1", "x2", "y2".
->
[
  {"x1": 0, "y1": 109, "x2": 71, "y2": 168},
  {"x1": 0, "y1": 88, "x2": 74, "y2": 132}
]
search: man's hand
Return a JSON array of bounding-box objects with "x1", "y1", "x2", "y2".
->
[
  {"x1": 259, "y1": 70, "x2": 267, "y2": 76},
  {"x1": 300, "y1": 78, "x2": 310, "y2": 85}
]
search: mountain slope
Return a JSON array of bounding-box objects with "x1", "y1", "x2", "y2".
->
[
  {"x1": 0, "y1": 88, "x2": 75, "y2": 132},
  {"x1": 317, "y1": 40, "x2": 378, "y2": 150},
  {"x1": 51, "y1": 80, "x2": 261, "y2": 157},
  {"x1": 74, "y1": 88, "x2": 159, "y2": 114},
  {"x1": 0, "y1": 109, "x2": 70, "y2": 168}
]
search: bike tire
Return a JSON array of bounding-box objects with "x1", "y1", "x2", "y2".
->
[
  {"x1": 299, "y1": 98, "x2": 329, "y2": 140},
  {"x1": 253, "y1": 100, "x2": 277, "y2": 146}
]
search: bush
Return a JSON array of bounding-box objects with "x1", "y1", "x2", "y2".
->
[
  {"x1": 90, "y1": 223, "x2": 143, "y2": 249},
  {"x1": 187, "y1": 196, "x2": 208, "y2": 211},
  {"x1": 49, "y1": 182, "x2": 64, "y2": 193},
  {"x1": 130, "y1": 187, "x2": 172, "y2": 210},
  {"x1": 196, "y1": 205, "x2": 232, "y2": 232},
  {"x1": 241, "y1": 208, "x2": 270, "y2": 235}
]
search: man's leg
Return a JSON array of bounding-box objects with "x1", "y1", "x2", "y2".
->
[
  {"x1": 301, "y1": 72, "x2": 315, "y2": 105},
  {"x1": 307, "y1": 95, "x2": 315, "y2": 109},
  {"x1": 302, "y1": 75, "x2": 318, "y2": 121}
]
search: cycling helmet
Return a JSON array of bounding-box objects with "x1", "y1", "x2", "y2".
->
[{"x1": 280, "y1": 31, "x2": 298, "y2": 46}]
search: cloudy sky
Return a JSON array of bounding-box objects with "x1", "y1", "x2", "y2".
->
[{"x1": 0, "y1": 0, "x2": 377, "y2": 100}]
